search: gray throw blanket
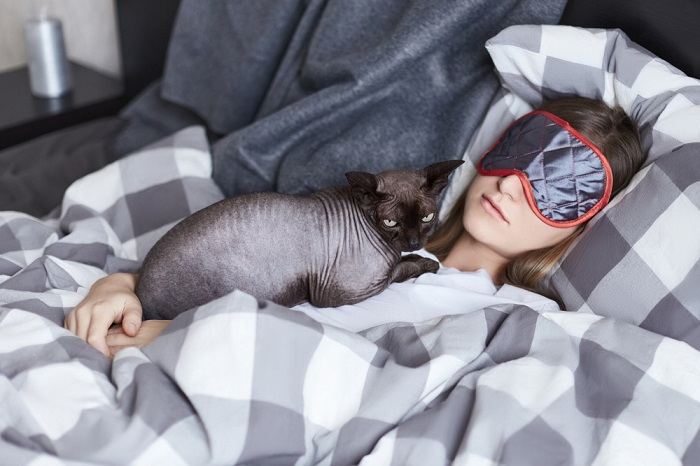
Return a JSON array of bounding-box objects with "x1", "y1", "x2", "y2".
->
[{"x1": 114, "y1": 0, "x2": 569, "y2": 199}]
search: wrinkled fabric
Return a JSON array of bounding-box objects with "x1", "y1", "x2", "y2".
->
[
  {"x1": 1, "y1": 137, "x2": 699, "y2": 464},
  {"x1": 114, "y1": 0, "x2": 568, "y2": 201}
]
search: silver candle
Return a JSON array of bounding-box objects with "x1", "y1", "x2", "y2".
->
[{"x1": 23, "y1": 9, "x2": 72, "y2": 98}]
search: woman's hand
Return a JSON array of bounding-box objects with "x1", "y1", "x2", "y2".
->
[
  {"x1": 106, "y1": 320, "x2": 172, "y2": 358},
  {"x1": 64, "y1": 272, "x2": 141, "y2": 357}
]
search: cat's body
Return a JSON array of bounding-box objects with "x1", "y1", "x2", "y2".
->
[{"x1": 136, "y1": 160, "x2": 463, "y2": 320}]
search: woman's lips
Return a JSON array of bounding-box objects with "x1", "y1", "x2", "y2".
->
[{"x1": 481, "y1": 194, "x2": 509, "y2": 224}]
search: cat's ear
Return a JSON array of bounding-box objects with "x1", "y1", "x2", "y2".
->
[
  {"x1": 422, "y1": 160, "x2": 464, "y2": 195},
  {"x1": 345, "y1": 171, "x2": 378, "y2": 208}
]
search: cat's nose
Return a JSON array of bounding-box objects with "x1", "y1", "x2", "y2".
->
[{"x1": 408, "y1": 239, "x2": 421, "y2": 250}]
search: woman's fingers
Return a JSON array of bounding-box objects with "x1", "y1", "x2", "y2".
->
[
  {"x1": 106, "y1": 331, "x2": 140, "y2": 359},
  {"x1": 87, "y1": 310, "x2": 118, "y2": 357},
  {"x1": 105, "y1": 332, "x2": 139, "y2": 347},
  {"x1": 107, "y1": 324, "x2": 124, "y2": 335},
  {"x1": 64, "y1": 311, "x2": 76, "y2": 334},
  {"x1": 120, "y1": 302, "x2": 143, "y2": 337},
  {"x1": 108, "y1": 345, "x2": 131, "y2": 358},
  {"x1": 69, "y1": 290, "x2": 95, "y2": 335},
  {"x1": 75, "y1": 307, "x2": 91, "y2": 341}
]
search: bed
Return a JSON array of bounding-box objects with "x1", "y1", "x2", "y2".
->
[{"x1": 1, "y1": 0, "x2": 699, "y2": 464}]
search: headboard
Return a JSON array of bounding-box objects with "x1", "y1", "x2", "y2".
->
[
  {"x1": 114, "y1": 0, "x2": 182, "y2": 99},
  {"x1": 559, "y1": 0, "x2": 700, "y2": 79}
]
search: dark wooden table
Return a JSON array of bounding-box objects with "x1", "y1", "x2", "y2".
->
[{"x1": 0, "y1": 61, "x2": 127, "y2": 150}]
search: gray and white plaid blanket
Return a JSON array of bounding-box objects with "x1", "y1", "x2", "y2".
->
[{"x1": 1, "y1": 127, "x2": 699, "y2": 465}]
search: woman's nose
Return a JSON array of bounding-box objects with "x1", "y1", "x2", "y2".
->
[{"x1": 498, "y1": 174, "x2": 522, "y2": 200}]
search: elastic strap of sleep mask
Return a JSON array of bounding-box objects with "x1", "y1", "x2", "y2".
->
[{"x1": 476, "y1": 109, "x2": 614, "y2": 228}]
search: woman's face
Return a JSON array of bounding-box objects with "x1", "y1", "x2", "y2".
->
[{"x1": 463, "y1": 174, "x2": 579, "y2": 259}]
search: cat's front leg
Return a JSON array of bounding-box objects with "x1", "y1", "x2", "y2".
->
[{"x1": 389, "y1": 254, "x2": 440, "y2": 283}]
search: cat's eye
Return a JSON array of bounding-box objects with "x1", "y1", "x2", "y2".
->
[
  {"x1": 421, "y1": 213, "x2": 435, "y2": 223},
  {"x1": 383, "y1": 219, "x2": 397, "y2": 227}
]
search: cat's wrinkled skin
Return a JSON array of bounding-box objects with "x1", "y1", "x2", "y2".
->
[{"x1": 136, "y1": 160, "x2": 464, "y2": 320}]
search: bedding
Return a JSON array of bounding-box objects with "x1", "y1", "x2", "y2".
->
[
  {"x1": 1, "y1": 125, "x2": 699, "y2": 464},
  {"x1": 291, "y1": 248, "x2": 561, "y2": 333},
  {"x1": 110, "y1": 0, "x2": 569, "y2": 201},
  {"x1": 439, "y1": 25, "x2": 700, "y2": 351},
  {"x1": 0, "y1": 117, "x2": 126, "y2": 217}
]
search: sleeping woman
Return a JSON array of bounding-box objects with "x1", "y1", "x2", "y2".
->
[{"x1": 64, "y1": 96, "x2": 645, "y2": 358}]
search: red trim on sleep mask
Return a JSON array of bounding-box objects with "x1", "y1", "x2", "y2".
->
[{"x1": 476, "y1": 109, "x2": 614, "y2": 228}]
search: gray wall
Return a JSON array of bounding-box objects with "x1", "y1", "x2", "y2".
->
[{"x1": 0, "y1": 0, "x2": 121, "y2": 77}]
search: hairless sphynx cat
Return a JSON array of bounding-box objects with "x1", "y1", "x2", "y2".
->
[{"x1": 136, "y1": 160, "x2": 464, "y2": 320}]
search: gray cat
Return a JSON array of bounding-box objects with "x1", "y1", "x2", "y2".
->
[{"x1": 136, "y1": 160, "x2": 464, "y2": 320}]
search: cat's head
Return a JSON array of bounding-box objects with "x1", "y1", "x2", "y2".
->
[{"x1": 345, "y1": 160, "x2": 464, "y2": 252}]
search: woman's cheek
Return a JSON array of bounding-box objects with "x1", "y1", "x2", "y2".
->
[{"x1": 464, "y1": 210, "x2": 497, "y2": 246}]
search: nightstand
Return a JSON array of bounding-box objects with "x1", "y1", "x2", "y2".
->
[{"x1": 0, "y1": 61, "x2": 127, "y2": 150}]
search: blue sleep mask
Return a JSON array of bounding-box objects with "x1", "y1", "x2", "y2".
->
[{"x1": 476, "y1": 110, "x2": 613, "y2": 228}]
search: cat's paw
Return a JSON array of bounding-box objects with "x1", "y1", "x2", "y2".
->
[
  {"x1": 400, "y1": 254, "x2": 439, "y2": 274},
  {"x1": 399, "y1": 253, "x2": 424, "y2": 262},
  {"x1": 391, "y1": 255, "x2": 440, "y2": 283},
  {"x1": 419, "y1": 257, "x2": 440, "y2": 274}
]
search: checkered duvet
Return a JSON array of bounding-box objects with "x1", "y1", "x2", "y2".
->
[{"x1": 1, "y1": 126, "x2": 698, "y2": 465}]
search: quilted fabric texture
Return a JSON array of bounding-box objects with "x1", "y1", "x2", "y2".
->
[
  {"x1": 439, "y1": 25, "x2": 700, "y2": 349},
  {"x1": 477, "y1": 111, "x2": 610, "y2": 224}
]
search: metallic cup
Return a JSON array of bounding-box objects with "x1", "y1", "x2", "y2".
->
[{"x1": 23, "y1": 16, "x2": 72, "y2": 98}]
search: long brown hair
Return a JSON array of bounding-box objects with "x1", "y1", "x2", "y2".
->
[{"x1": 425, "y1": 97, "x2": 646, "y2": 309}]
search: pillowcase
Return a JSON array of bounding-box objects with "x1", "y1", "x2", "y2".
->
[{"x1": 438, "y1": 25, "x2": 700, "y2": 350}]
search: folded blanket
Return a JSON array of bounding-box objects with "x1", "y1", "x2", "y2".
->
[{"x1": 1, "y1": 126, "x2": 698, "y2": 464}]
